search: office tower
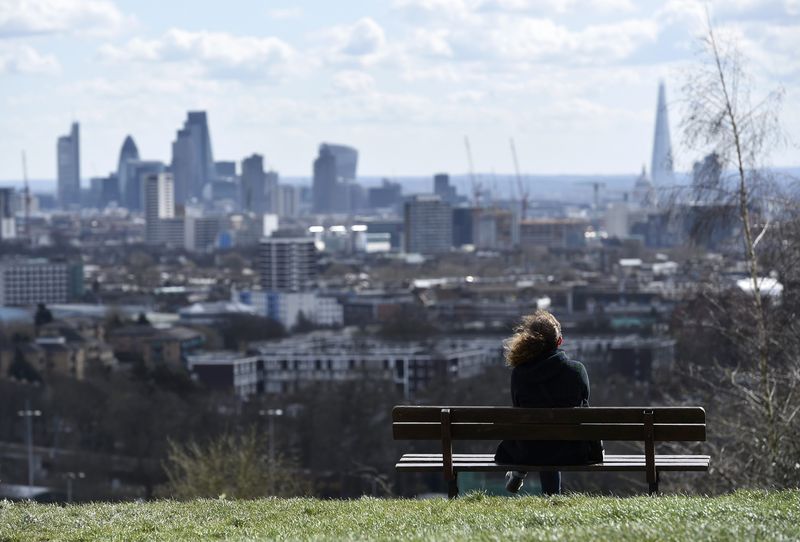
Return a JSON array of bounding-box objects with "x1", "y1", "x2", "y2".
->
[
  {"x1": 215, "y1": 161, "x2": 236, "y2": 179},
  {"x1": 651, "y1": 82, "x2": 674, "y2": 187},
  {"x1": 452, "y1": 207, "x2": 475, "y2": 247},
  {"x1": 241, "y1": 154, "x2": 267, "y2": 214},
  {"x1": 259, "y1": 237, "x2": 318, "y2": 292},
  {"x1": 57, "y1": 122, "x2": 80, "y2": 208},
  {"x1": 404, "y1": 195, "x2": 452, "y2": 254},
  {"x1": 122, "y1": 160, "x2": 165, "y2": 211},
  {"x1": 0, "y1": 188, "x2": 16, "y2": 240},
  {"x1": 184, "y1": 216, "x2": 221, "y2": 252},
  {"x1": 312, "y1": 143, "x2": 358, "y2": 214},
  {"x1": 275, "y1": 184, "x2": 299, "y2": 217},
  {"x1": 434, "y1": 173, "x2": 457, "y2": 204},
  {"x1": 368, "y1": 179, "x2": 402, "y2": 210},
  {"x1": 265, "y1": 171, "x2": 279, "y2": 213},
  {"x1": 171, "y1": 111, "x2": 217, "y2": 204},
  {"x1": 632, "y1": 165, "x2": 656, "y2": 208},
  {"x1": 116, "y1": 135, "x2": 139, "y2": 207},
  {"x1": 144, "y1": 173, "x2": 175, "y2": 244}
]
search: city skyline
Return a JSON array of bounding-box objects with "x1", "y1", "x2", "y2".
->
[{"x1": 1, "y1": 0, "x2": 799, "y2": 182}]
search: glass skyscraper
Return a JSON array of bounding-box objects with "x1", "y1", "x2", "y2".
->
[{"x1": 57, "y1": 122, "x2": 80, "y2": 208}]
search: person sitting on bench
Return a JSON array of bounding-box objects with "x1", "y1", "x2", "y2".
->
[{"x1": 495, "y1": 309, "x2": 603, "y2": 495}]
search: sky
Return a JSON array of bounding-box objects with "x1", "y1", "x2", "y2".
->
[{"x1": 0, "y1": 0, "x2": 798, "y2": 184}]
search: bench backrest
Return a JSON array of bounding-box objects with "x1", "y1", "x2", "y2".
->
[{"x1": 392, "y1": 406, "x2": 706, "y2": 442}]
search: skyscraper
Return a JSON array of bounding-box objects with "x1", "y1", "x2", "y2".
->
[
  {"x1": 122, "y1": 160, "x2": 165, "y2": 211},
  {"x1": 404, "y1": 194, "x2": 452, "y2": 254},
  {"x1": 651, "y1": 81, "x2": 674, "y2": 186},
  {"x1": 434, "y1": 173, "x2": 457, "y2": 204},
  {"x1": 241, "y1": 154, "x2": 267, "y2": 214},
  {"x1": 116, "y1": 135, "x2": 139, "y2": 207},
  {"x1": 57, "y1": 122, "x2": 80, "y2": 208},
  {"x1": 312, "y1": 143, "x2": 358, "y2": 214},
  {"x1": 171, "y1": 111, "x2": 217, "y2": 204}
]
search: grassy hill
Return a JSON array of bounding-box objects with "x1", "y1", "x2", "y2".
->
[{"x1": 1, "y1": 490, "x2": 798, "y2": 541}]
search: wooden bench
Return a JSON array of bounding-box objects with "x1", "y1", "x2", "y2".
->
[{"x1": 392, "y1": 405, "x2": 709, "y2": 498}]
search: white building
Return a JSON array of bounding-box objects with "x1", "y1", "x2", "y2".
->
[
  {"x1": 237, "y1": 290, "x2": 343, "y2": 330},
  {"x1": 249, "y1": 331, "x2": 502, "y2": 396},
  {"x1": 259, "y1": 237, "x2": 317, "y2": 292},
  {"x1": 144, "y1": 172, "x2": 175, "y2": 244}
]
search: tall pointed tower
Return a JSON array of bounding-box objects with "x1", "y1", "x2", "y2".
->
[{"x1": 650, "y1": 81, "x2": 674, "y2": 185}]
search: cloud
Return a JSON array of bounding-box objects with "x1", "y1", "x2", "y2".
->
[
  {"x1": 478, "y1": 0, "x2": 635, "y2": 13},
  {"x1": 0, "y1": 0, "x2": 131, "y2": 38},
  {"x1": 0, "y1": 44, "x2": 60, "y2": 74},
  {"x1": 331, "y1": 17, "x2": 386, "y2": 56},
  {"x1": 99, "y1": 29, "x2": 301, "y2": 80},
  {"x1": 331, "y1": 70, "x2": 376, "y2": 93}
]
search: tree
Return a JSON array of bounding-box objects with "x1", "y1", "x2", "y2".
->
[
  {"x1": 674, "y1": 11, "x2": 799, "y2": 489},
  {"x1": 34, "y1": 303, "x2": 53, "y2": 328},
  {"x1": 160, "y1": 430, "x2": 311, "y2": 499}
]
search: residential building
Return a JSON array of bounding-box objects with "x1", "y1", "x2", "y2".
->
[
  {"x1": 519, "y1": 219, "x2": 589, "y2": 249},
  {"x1": 259, "y1": 237, "x2": 318, "y2": 292},
  {"x1": 186, "y1": 351, "x2": 261, "y2": 399},
  {"x1": 0, "y1": 188, "x2": 15, "y2": 240},
  {"x1": 184, "y1": 216, "x2": 221, "y2": 252},
  {"x1": 144, "y1": 173, "x2": 175, "y2": 244},
  {"x1": 404, "y1": 195, "x2": 452, "y2": 254}
]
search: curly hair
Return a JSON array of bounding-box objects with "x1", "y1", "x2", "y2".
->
[{"x1": 504, "y1": 310, "x2": 562, "y2": 367}]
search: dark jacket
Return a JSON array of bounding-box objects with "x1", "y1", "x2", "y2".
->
[{"x1": 494, "y1": 348, "x2": 603, "y2": 465}]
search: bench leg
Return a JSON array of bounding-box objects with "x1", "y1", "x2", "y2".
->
[
  {"x1": 447, "y1": 473, "x2": 459, "y2": 499},
  {"x1": 649, "y1": 471, "x2": 660, "y2": 496}
]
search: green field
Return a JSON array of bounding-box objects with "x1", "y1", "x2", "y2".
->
[{"x1": 1, "y1": 490, "x2": 798, "y2": 541}]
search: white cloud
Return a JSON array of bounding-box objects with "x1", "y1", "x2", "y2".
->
[
  {"x1": 479, "y1": 0, "x2": 635, "y2": 13},
  {"x1": 0, "y1": 44, "x2": 60, "y2": 74},
  {"x1": 100, "y1": 29, "x2": 301, "y2": 80},
  {"x1": 331, "y1": 70, "x2": 376, "y2": 93},
  {"x1": 0, "y1": 0, "x2": 131, "y2": 37},
  {"x1": 330, "y1": 17, "x2": 386, "y2": 56}
]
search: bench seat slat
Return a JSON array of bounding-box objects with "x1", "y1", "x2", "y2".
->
[
  {"x1": 393, "y1": 406, "x2": 706, "y2": 424},
  {"x1": 396, "y1": 453, "x2": 710, "y2": 473},
  {"x1": 393, "y1": 422, "x2": 706, "y2": 441}
]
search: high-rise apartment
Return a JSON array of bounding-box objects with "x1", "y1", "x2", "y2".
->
[
  {"x1": 171, "y1": 111, "x2": 217, "y2": 204},
  {"x1": 259, "y1": 237, "x2": 318, "y2": 292},
  {"x1": 404, "y1": 195, "x2": 452, "y2": 254},
  {"x1": 57, "y1": 122, "x2": 80, "y2": 208},
  {"x1": 144, "y1": 173, "x2": 175, "y2": 244}
]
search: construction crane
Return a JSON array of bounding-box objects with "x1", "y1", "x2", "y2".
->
[
  {"x1": 21, "y1": 151, "x2": 31, "y2": 241},
  {"x1": 509, "y1": 138, "x2": 529, "y2": 220},
  {"x1": 464, "y1": 136, "x2": 483, "y2": 208}
]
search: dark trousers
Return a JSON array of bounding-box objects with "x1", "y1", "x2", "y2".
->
[{"x1": 539, "y1": 471, "x2": 561, "y2": 495}]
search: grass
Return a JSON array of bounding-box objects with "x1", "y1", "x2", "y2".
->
[{"x1": 1, "y1": 490, "x2": 798, "y2": 541}]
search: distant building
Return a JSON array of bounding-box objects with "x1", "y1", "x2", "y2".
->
[
  {"x1": 116, "y1": 135, "x2": 139, "y2": 207},
  {"x1": 57, "y1": 122, "x2": 80, "y2": 208},
  {"x1": 122, "y1": 160, "x2": 165, "y2": 211},
  {"x1": 434, "y1": 173, "x2": 457, "y2": 204},
  {"x1": 275, "y1": 184, "x2": 299, "y2": 217},
  {"x1": 452, "y1": 207, "x2": 475, "y2": 247},
  {"x1": 368, "y1": 179, "x2": 402, "y2": 210},
  {"x1": 241, "y1": 154, "x2": 267, "y2": 214},
  {"x1": 519, "y1": 219, "x2": 588, "y2": 249},
  {"x1": 404, "y1": 195, "x2": 452, "y2": 254},
  {"x1": 650, "y1": 81, "x2": 674, "y2": 186},
  {"x1": 259, "y1": 237, "x2": 318, "y2": 292},
  {"x1": 186, "y1": 351, "x2": 260, "y2": 399},
  {"x1": 184, "y1": 216, "x2": 221, "y2": 252},
  {"x1": 312, "y1": 143, "x2": 358, "y2": 214},
  {"x1": 632, "y1": 166, "x2": 656, "y2": 208},
  {"x1": 0, "y1": 258, "x2": 83, "y2": 307},
  {"x1": 0, "y1": 188, "x2": 16, "y2": 240},
  {"x1": 171, "y1": 111, "x2": 217, "y2": 204},
  {"x1": 144, "y1": 173, "x2": 176, "y2": 244},
  {"x1": 474, "y1": 207, "x2": 518, "y2": 250},
  {"x1": 239, "y1": 290, "x2": 343, "y2": 330}
]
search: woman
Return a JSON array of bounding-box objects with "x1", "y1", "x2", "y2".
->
[{"x1": 495, "y1": 309, "x2": 603, "y2": 495}]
